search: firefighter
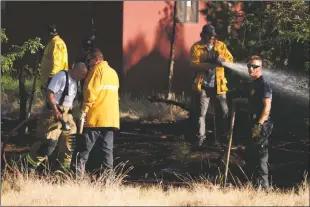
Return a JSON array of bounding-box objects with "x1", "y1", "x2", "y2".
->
[
  {"x1": 190, "y1": 24, "x2": 234, "y2": 148},
  {"x1": 25, "y1": 63, "x2": 88, "y2": 172},
  {"x1": 79, "y1": 35, "x2": 95, "y2": 63},
  {"x1": 246, "y1": 55, "x2": 273, "y2": 189},
  {"x1": 40, "y1": 24, "x2": 68, "y2": 92},
  {"x1": 71, "y1": 48, "x2": 120, "y2": 177},
  {"x1": 76, "y1": 35, "x2": 95, "y2": 104},
  {"x1": 233, "y1": 55, "x2": 273, "y2": 189}
]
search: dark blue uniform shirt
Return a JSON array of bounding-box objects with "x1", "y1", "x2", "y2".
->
[{"x1": 249, "y1": 75, "x2": 272, "y2": 122}]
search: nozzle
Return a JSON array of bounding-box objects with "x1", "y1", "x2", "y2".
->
[{"x1": 59, "y1": 119, "x2": 70, "y2": 131}]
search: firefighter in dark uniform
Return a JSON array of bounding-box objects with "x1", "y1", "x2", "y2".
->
[
  {"x1": 234, "y1": 55, "x2": 273, "y2": 189},
  {"x1": 76, "y1": 35, "x2": 95, "y2": 104},
  {"x1": 77, "y1": 35, "x2": 95, "y2": 63}
]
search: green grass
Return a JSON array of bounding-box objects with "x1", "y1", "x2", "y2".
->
[
  {"x1": 1, "y1": 75, "x2": 44, "y2": 115},
  {"x1": 1, "y1": 75, "x2": 43, "y2": 100},
  {"x1": 1, "y1": 75, "x2": 32, "y2": 95}
]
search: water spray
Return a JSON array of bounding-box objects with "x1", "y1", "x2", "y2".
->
[{"x1": 222, "y1": 62, "x2": 309, "y2": 105}]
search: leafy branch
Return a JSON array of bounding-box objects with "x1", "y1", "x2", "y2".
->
[{"x1": 1, "y1": 28, "x2": 45, "y2": 75}]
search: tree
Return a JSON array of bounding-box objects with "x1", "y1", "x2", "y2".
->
[
  {"x1": 1, "y1": 28, "x2": 44, "y2": 75},
  {"x1": 264, "y1": 1, "x2": 310, "y2": 70},
  {"x1": 201, "y1": 1, "x2": 310, "y2": 71},
  {"x1": 1, "y1": 28, "x2": 44, "y2": 122}
]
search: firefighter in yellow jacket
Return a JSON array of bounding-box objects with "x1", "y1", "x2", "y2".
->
[
  {"x1": 190, "y1": 24, "x2": 234, "y2": 148},
  {"x1": 40, "y1": 24, "x2": 68, "y2": 90},
  {"x1": 71, "y1": 48, "x2": 120, "y2": 176}
]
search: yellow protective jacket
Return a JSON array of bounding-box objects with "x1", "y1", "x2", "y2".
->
[
  {"x1": 82, "y1": 61, "x2": 120, "y2": 129},
  {"x1": 40, "y1": 35, "x2": 68, "y2": 86},
  {"x1": 190, "y1": 40, "x2": 234, "y2": 94}
]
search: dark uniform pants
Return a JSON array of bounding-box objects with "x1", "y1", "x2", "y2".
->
[
  {"x1": 245, "y1": 120, "x2": 273, "y2": 188},
  {"x1": 71, "y1": 128, "x2": 114, "y2": 177}
]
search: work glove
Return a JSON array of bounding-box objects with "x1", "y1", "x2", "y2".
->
[
  {"x1": 252, "y1": 123, "x2": 262, "y2": 142},
  {"x1": 209, "y1": 51, "x2": 224, "y2": 66},
  {"x1": 215, "y1": 52, "x2": 225, "y2": 66},
  {"x1": 216, "y1": 59, "x2": 224, "y2": 66},
  {"x1": 53, "y1": 108, "x2": 63, "y2": 120}
]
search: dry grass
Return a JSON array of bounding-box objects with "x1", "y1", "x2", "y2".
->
[
  {"x1": 2, "y1": 92, "x2": 189, "y2": 123},
  {"x1": 2, "y1": 91, "x2": 308, "y2": 206},
  {"x1": 119, "y1": 93, "x2": 189, "y2": 123},
  {"x1": 1, "y1": 167, "x2": 309, "y2": 206}
]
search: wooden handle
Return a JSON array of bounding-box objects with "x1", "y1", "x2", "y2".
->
[
  {"x1": 79, "y1": 118, "x2": 84, "y2": 134},
  {"x1": 224, "y1": 106, "x2": 236, "y2": 186}
]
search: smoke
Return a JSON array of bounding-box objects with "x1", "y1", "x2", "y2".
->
[{"x1": 222, "y1": 62, "x2": 309, "y2": 105}]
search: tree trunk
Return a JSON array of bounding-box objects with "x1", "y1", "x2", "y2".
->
[
  {"x1": 167, "y1": 1, "x2": 177, "y2": 100},
  {"x1": 25, "y1": 55, "x2": 40, "y2": 134},
  {"x1": 19, "y1": 66, "x2": 28, "y2": 125}
]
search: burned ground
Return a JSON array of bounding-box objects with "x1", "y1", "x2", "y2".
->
[{"x1": 2, "y1": 104, "x2": 309, "y2": 189}]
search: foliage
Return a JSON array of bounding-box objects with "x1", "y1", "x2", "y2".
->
[
  {"x1": 201, "y1": 1, "x2": 310, "y2": 71},
  {"x1": 1, "y1": 28, "x2": 9, "y2": 43},
  {"x1": 270, "y1": 1, "x2": 310, "y2": 44},
  {"x1": 1, "y1": 28, "x2": 44, "y2": 75},
  {"x1": 1, "y1": 75, "x2": 34, "y2": 97}
]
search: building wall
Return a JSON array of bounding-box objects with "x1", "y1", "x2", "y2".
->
[
  {"x1": 122, "y1": 1, "x2": 207, "y2": 96},
  {"x1": 2, "y1": 1, "x2": 242, "y2": 96},
  {"x1": 1, "y1": 1, "x2": 123, "y2": 82}
]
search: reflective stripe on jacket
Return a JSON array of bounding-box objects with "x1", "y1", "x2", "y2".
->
[
  {"x1": 190, "y1": 40, "x2": 234, "y2": 94},
  {"x1": 40, "y1": 35, "x2": 68, "y2": 86},
  {"x1": 82, "y1": 61, "x2": 120, "y2": 128}
]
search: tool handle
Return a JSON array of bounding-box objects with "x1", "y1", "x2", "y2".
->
[
  {"x1": 224, "y1": 105, "x2": 236, "y2": 186},
  {"x1": 79, "y1": 117, "x2": 84, "y2": 134}
]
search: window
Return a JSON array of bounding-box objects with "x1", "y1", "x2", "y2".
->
[{"x1": 176, "y1": 0, "x2": 199, "y2": 24}]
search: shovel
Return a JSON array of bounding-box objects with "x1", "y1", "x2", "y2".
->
[
  {"x1": 79, "y1": 117, "x2": 84, "y2": 134},
  {"x1": 69, "y1": 117, "x2": 85, "y2": 153},
  {"x1": 224, "y1": 101, "x2": 236, "y2": 186},
  {"x1": 223, "y1": 98, "x2": 248, "y2": 186}
]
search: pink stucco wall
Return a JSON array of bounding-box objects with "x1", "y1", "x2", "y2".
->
[{"x1": 123, "y1": 1, "x2": 208, "y2": 95}]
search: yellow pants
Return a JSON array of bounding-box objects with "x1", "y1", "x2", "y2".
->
[{"x1": 26, "y1": 106, "x2": 77, "y2": 169}]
